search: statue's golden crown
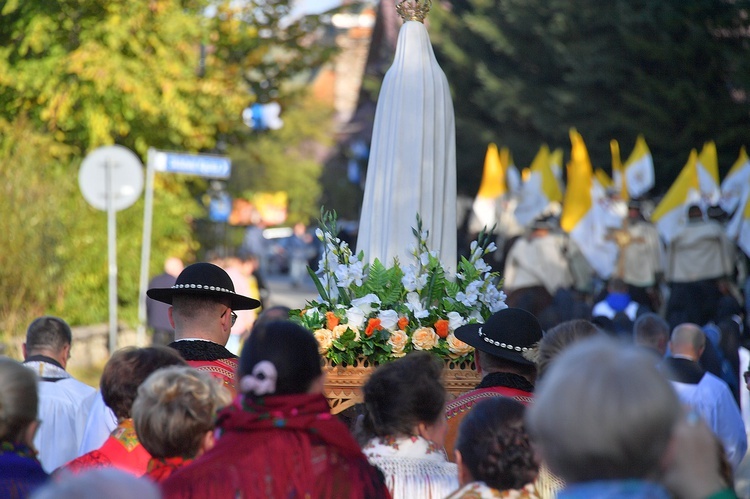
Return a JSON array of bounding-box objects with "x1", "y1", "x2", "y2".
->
[{"x1": 396, "y1": 0, "x2": 432, "y2": 23}]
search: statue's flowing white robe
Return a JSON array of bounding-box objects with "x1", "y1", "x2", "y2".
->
[{"x1": 357, "y1": 20, "x2": 457, "y2": 272}]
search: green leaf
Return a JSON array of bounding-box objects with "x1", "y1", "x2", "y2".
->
[
  {"x1": 307, "y1": 267, "x2": 329, "y2": 303},
  {"x1": 1, "y1": 0, "x2": 19, "y2": 15}
]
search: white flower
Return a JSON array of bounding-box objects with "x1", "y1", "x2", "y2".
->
[
  {"x1": 346, "y1": 307, "x2": 366, "y2": 330},
  {"x1": 401, "y1": 267, "x2": 419, "y2": 292},
  {"x1": 378, "y1": 310, "x2": 399, "y2": 332},
  {"x1": 318, "y1": 275, "x2": 339, "y2": 301},
  {"x1": 481, "y1": 286, "x2": 508, "y2": 313},
  {"x1": 456, "y1": 282, "x2": 481, "y2": 307},
  {"x1": 315, "y1": 228, "x2": 324, "y2": 240},
  {"x1": 486, "y1": 242, "x2": 498, "y2": 253},
  {"x1": 350, "y1": 294, "x2": 381, "y2": 315},
  {"x1": 469, "y1": 309, "x2": 484, "y2": 321},
  {"x1": 304, "y1": 307, "x2": 319, "y2": 318},
  {"x1": 447, "y1": 311, "x2": 466, "y2": 331},
  {"x1": 335, "y1": 260, "x2": 365, "y2": 288},
  {"x1": 419, "y1": 252, "x2": 430, "y2": 266},
  {"x1": 405, "y1": 292, "x2": 429, "y2": 319},
  {"x1": 491, "y1": 300, "x2": 508, "y2": 313},
  {"x1": 474, "y1": 258, "x2": 492, "y2": 274}
]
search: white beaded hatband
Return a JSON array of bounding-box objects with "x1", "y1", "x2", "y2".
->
[
  {"x1": 478, "y1": 326, "x2": 529, "y2": 352},
  {"x1": 171, "y1": 283, "x2": 236, "y2": 294}
]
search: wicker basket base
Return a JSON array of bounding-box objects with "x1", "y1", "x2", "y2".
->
[{"x1": 323, "y1": 357, "x2": 481, "y2": 414}]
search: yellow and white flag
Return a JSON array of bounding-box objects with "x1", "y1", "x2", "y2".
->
[
  {"x1": 723, "y1": 148, "x2": 750, "y2": 240},
  {"x1": 651, "y1": 150, "x2": 701, "y2": 243},
  {"x1": 611, "y1": 139, "x2": 627, "y2": 200},
  {"x1": 561, "y1": 129, "x2": 618, "y2": 278},
  {"x1": 697, "y1": 141, "x2": 721, "y2": 205},
  {"x1": 720, "y1": 147, "x2": 750, "y2": 215},
  {"x1": 736, "y1": 195, "x2": 750, "y2": 258},
  {"x1": 504, "y1": 147, "x2": 522, "y2": 194},
  {"x1": 514, "y1": 145, "x2": 562, "y2": 227},
  {"x1": 471, "y1": 143, "x2": 505, "y2": 230},
  {"x1": 550, "y1": 147, "x2": 564, "y2": 186},
  {"x1": 623, "y1": 135, "x2": 654, "y2": 199}
]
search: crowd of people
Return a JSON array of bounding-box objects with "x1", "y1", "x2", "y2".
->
[
  {"x1": 499, "y1": 201, "x2": 748, "y2": 337},
  {"x1": 0, "y1": 256, "x2": 748, "y2": 498}
]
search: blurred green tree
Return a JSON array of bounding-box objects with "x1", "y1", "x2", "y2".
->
[
  {"x1": 428, "y1": 0, "x2": 750, "y2": 193},
  {"x1": 0, "y1": 0, "x2": 337, "y2": 335}
]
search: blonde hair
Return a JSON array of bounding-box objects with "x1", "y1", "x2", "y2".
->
[
  {"x1": 0, "y1": 357, "x2": 38, "y2": 442},
  {"x1": 133, "y1": 366, "x2": 232, "y2": 458}
]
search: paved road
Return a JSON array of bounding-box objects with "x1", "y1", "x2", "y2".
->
[{"x1": 263, "y1": 272, "x2": 318, "y2": 311}]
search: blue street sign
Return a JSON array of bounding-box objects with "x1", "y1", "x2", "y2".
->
[{"x1": 151, "y1": 150, "x2": 231, "y2": 179}]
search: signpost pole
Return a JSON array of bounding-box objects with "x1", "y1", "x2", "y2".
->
[
  {"x1": 137, "y1": 149, "x2": 156, "y2": 346},
  {"x1": 106, "y1": 159, "x2": 118, "y2": 354}
]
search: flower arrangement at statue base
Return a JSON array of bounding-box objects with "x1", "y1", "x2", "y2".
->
[{"x1": 292, "y1": 211, "x2": 507, "y2": 414}]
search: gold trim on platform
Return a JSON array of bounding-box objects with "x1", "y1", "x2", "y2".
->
[{"x1": 323, "y1": 357, "x2": 481, "y2": 414}]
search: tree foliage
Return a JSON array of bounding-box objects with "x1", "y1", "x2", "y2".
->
[
  {"x1": 0, "y1": 0, "x2": 338, "y2": 334},
  {"x1": 229, "y1": 98, "x2": 335, "y2": 225},
  {"x1": 428, "y1": 0, "x2": 750, "y2": 192}
]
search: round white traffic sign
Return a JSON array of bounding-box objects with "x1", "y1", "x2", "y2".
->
[{"x1": 78, "y1": 145, "x2": 144, "y2": 211}]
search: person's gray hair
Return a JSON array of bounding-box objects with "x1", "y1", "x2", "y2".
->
[
  {"x1": 526, "y1": 336, "x2": 680, "y2": 483},
  {"x1": 133, "y1": 365, "x2": 231, "y2": 458},
  {"x1": 31, "y1": 468, "x2": 161, "y2": 499},
  {"x1": 633, "y1": 313, "x2": 670, "y2": 351},
  {"x1": 0, "y1": 357, "x2": 37, "y2": 441}
]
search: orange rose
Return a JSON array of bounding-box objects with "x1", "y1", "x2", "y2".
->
[
  {"x1": 326, "y1": 311, "x2": 340, "y2": 330},
  {"x1": 397, "y1": 317, "x2": 409, "y2": 330},
  {"x1": 446, "y1": 333, "x2": 473, "y2": 357},
  {"x1": 388, "y1": 330, "x2": 409, "y2": 358},
  {"x1": 412, "y1": 327, "x2": 439, "y2": 350},
  {"x1": 434, "y1": 319, "x2": 449, "y2": 338},
  {"x1": 365, "y1": 318, "x2": 382, "y2": 337},
  {"x1": 313, "y1": 329, "x2": 333, "y2": 354}
]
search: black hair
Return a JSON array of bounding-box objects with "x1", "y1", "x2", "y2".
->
[
  {"x1": 239, "y1": 321, "x2": 322, "y2": 396},
  {"x1": 360, "y1": 352, "x2": 445, "y2": 439},
  {"x1": 25, "y1": 316, "x2": 73, "y2": 353},
  {"x1": 456, "y1": 397, "x2": 538, "y2": 490}
]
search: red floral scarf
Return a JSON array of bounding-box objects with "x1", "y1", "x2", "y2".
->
[{"x1": 217, "y1": 393, "x2": 389, "y2": 498}]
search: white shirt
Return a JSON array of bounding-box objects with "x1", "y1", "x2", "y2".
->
[
  {"x1": 34, "y1": 376, "x2": 96, "y2": 472},
  {"x1": 77, "y1": 390, "x2": 118, "y2": 456},
  {"x1": 671, "y1": 372, "x2": 747, "y2": 469}
]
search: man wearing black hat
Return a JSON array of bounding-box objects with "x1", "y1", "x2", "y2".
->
[
  {"x1": 147, "y1": 262, "x2": 261, "y2": 396},
  {"x1": 444, "y1": 307, "x2": 543, "y2": 461}
]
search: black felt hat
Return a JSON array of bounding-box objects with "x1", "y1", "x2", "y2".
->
[
  {"x1": 455, "y1": 308, "x2": 542, "y2": 365},
  {"x1": 147, "y1": 262, "x2": 260, "y2": 310}
]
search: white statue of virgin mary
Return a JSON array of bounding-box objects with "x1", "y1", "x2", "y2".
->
[{"x1": 356, "y1": 0, "x2": 457, "y2": 272}]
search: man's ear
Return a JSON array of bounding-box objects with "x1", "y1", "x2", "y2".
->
[
  {"x1": 168, "y1": 307, "x2": 175, "y2": 328},
  {"x1": 307, "y1": 374, "x2": 326, "y2": 395},
  {"x1": 60, "y1": 343, "x2": 71, "y2": 369},
  {"x1": 455, "y1": 450, "x2": 473, "y2": 486},
  {"x1": 474, "y1": 352, "x2": 483, "y2": 375},
  {"x1": 22, "y1": 343, "x2": 27, "y2": 360},
  {"x1": 196, "y1": 430, "x2": 216, "y2": 458},
  {"x1": 23, "y1": 420, "x2": 40, "y2": 449}
]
